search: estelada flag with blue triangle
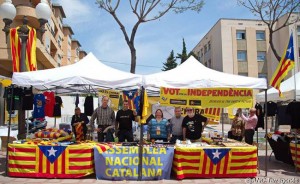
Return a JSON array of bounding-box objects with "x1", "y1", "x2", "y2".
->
[
  {"x1": 122, "y1": 89, "x2": 138, "y2": 110},
  {"x1": 39, "y1": 145, "x2": 67, "y2": 163},
  {"x1": 203, "y1": 148, "x2": 231, "y2": 165},
  {"x1": 269, "y1": 33, "x2": 295, "y2": 97}
]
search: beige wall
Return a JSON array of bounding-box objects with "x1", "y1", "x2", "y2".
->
[
  {"x1": 192, "y1": 15, "x2": 300, "y2": 86},
  {"x1": 0, "y1": 0, "x2": 86, "y2": 77}
]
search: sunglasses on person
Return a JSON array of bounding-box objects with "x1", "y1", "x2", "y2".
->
[{"x1": 186, "y1": 109, "x2": 193, "y2": 112}]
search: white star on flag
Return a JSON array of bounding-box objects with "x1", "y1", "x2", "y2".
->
[
  {"x1": 212, "y1": 149, "x2": 221, "y2": 159},
  {"x1": 286, "y1": 47, "x2": 292, "y2": 57},
  {"x1": 128, "y1": 91, "x2": 133, "y2": 96},
  {"x1": 47, "y1": 147, "x2": 57, "y2": 157}
]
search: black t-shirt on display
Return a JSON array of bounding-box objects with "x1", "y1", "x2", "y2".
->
[
  {"x1": 22, "y1": 87, "x2": 33, "y2": 110},
  {"x1": 116, "y1": 109, "x2": 135, "y2": 131},
  {"x1": 286, "y1": 101, "x2": 300, "y2": 129},
  {"x1": 4, "y1": 87, "x2": 23, "y2": 111},
  {"x1": 53, "y1": 96, "x2": 63, "y2": 117},
  {"x1": 84, "y1": 96, "x2": 94, "y2": 116},
  {"x1": 182, "y1": 114, "x2": 207, "y2": 140},
  {"x1": 255, "y1": 103, "x2": 264, "y2": 130},
  {"x1": 277, "y1": 105, "x2": 291, "y2": 126},
  {"x1": 266, "y1": 101, "x2": 277, "y2": 116}
]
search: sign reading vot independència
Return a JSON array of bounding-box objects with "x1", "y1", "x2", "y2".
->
[{"x1": 159, "y1": 87, "x2": 253, "y2": 108}]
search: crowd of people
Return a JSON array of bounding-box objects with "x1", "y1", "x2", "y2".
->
[{"x1": 71, "y1": 96, "x2": 258, "y2": 145}]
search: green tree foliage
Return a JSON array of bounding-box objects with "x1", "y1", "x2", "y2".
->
[
  {"x1": 162, "y1": 50, "x2": 178, "y2": 71},
  {"x1": 177, "y1": 38, "x2": 188, "y2": 64},
  {"x1": 188, "y1": 51, "x2": 198, "y2": 60}
]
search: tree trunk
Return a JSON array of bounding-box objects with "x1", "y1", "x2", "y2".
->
[
  {"x1": 269, "y1": 30, "x2": 281, "y2": 62},
  {"x1": 129, "y1": 43, "x2": 136, "y2": 74}
]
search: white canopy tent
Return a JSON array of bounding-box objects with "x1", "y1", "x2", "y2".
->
[
  {"x1": 12, "y1": 53, "x2": 143, "y2": 93},
  {"x1": 144, "y1": 56, "x2": 267, "y2": 91},
  {"x1": 256, "y1": 72, "x2": 300, "y2": 102}
]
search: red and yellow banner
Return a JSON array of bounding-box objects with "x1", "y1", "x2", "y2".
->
[
  {"x1": 173, "y1": 146, "x2": 257, "y2": 179},
  {"x1": 290, "y1": 143, "x2": 300, "y2": 171},
  {"x1": 8, "y1": 143, "x2": 102, "y2": 178},
  {"x1": 160, "y1": 87, "x2": 253, "y2": 108},
  {"x1": 10, "y1": 26, "x2": 37, "y2": 72}
]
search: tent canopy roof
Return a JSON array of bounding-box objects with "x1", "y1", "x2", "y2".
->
[
  {"x1": 256, "y1": 72, "x2": 300, "y2": 102},
  {"x1": 144, "y1": 56, "x2": 267, "y2": 92},
  {"x1": 12, "y1": 53, "x2": 143, "y2": 94}
]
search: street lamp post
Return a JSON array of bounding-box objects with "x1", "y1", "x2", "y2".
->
[{"x1": 0, "y1": 0, "x2": 51, "y2": 139}]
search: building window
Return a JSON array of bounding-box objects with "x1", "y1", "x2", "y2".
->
[
  {"x1": 204, "y1": 45, "x2": 208, "y2": 53},
  {"x1": 208, "y1": 59, "x2": 211, "y2": 68},
  {"x1": 256, "y1": 31, "x2": 265, "y2": 40},
  {"x1": 236, "y1": 30, "x2": 246, "y2": 40},
  {"x1": 258, "y1": 73, "x2": 267, "y2": 79},
  {"x1": 208, "y1": 41, "x2": 211, "y2": 51},
  {"x1": 257, "y1": 51, "x2": 266, "y2": 61},
  {"x1": 297, "y1": 26, "x2": 300, "y2": 35},
  {"x1": 238, "y1": 73, "x2": 248, "y2": 76},
  {"x1": 237, "y1": 51, "x2": 247, "y2": 61}
]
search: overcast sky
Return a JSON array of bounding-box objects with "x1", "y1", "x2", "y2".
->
[{"x1": 53, "y1": 0, "x2": 256, "y2": 74}]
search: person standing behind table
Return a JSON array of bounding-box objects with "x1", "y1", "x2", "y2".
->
[
  {"x1": 169, "y1": 107, "x2": 184, "y2": 144},
  {"x1": 237, "y1": 108, "x2": 258, "y2": 145},
  {"x1": 115, "y1": 100, "x2": 137, "y2": 142},
  {"x1": 228, "y1": 113, "x2": 244, "y2": 141},
  {"x1": 147, "y1": 109, "x2": 171, "y2": 142},
  {"x1": 71, "y1": 107, "x2": 89, "y2": 141},
  {"x1": 182, "y1": 107, "x2": 208, "y2": 142},
  {"x1": 89, "y1": 96, "x2": 115, "y2": 142}
]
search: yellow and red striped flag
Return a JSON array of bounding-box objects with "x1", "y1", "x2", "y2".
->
[
  {"x1": 203, "y1": 108, "x2": 221, "y2": 125},
  {"x1": 122, "y1": 89, "x2": 138, "y2": 110},
  {"x1": 269, "y1": 33, "x2": 295, "y2": 97},
  {"x1": 173, "y1": 146, "x2": 257, "y2": 179},
  {"x1": 8, "y1": 144, "x2": 94, "y2": 178},
  {"x1": 9, "y1": 25, "x2": 37, "y2": 72},
  {"x1": 290, "y1": 142, "x2": 300, "y2": 171}
]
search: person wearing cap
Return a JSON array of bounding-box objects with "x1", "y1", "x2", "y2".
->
[
  {"x1": 237, "y1": 108, "x2": 258, "y2": 145},
  {"x1": 71, "y1": 107, "x2": 89, "y2": 141},
  {"x1": 182, "y1": 107, "x2": 208, "y2": 142}
]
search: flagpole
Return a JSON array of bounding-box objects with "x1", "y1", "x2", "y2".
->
[{"x1": 292, "y1": 28, "x2": 297, "y2": 100}]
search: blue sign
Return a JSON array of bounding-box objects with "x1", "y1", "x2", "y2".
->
[{"x1": 94, "y1": 146, "x2": 174, "y2": 180}]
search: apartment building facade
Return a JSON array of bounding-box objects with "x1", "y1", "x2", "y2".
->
[
  {"x1": 192, "y1": 13, "x2": 300, "y2": 84},
  {"x1": 0, "y1": 0, "x2": 86, "y2": 77}
]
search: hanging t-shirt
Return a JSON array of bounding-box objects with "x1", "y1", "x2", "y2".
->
[
  {"x1": 22, "y1": 87, "x2": 33, "y2": 110},
  {"x1": 277, "y1": 105, "x2": 291, "y2": 126},
  {"x1": 255, "y1": 103, "x2": 264, "y2": 130},
  {"x1": 4, "y1": 87, "x2": 22, "y2": 111},
  {"x1": 84, "y1": 96, "x2": 94, "y2": 116},
  {"x1": 266, "y1": 101, "x2": 277, "y2": 116},
  {"x1": 53, "y1": 96, "x2": 63, "y2": 117},
  {"x1": 182, "y1": 114, "x2": 207, "y2": 140},
  {"x1": 286, "y1": 101, "x2": 300, "y2": 129},
  {"x1": 33, "y1": 94, "x2": 45, "y2": 119},
  {"x1": 43, "y1": 91, "x2": 55, "y2": 117}
]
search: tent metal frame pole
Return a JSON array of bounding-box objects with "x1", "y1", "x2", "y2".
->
[
  {"x1": 221, "y1": 108, "x2": 224, "y2": 138},
  {"x1": 5, "y1": 85, "x2": 14, "y2": 176},
  {"x1": 264, "y1": 89, "x2": 268, "y2": 177},
  {"x1": 138, "y1": 86, "x2": 144, "y2": 181}
]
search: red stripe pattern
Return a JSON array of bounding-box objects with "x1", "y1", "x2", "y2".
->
[
  {"x1": 8, "y1": 143, "x2": 97, "y2": 178},
  {"x1": 173, "y1": 146, "x2": 257, "y2": 179}
]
